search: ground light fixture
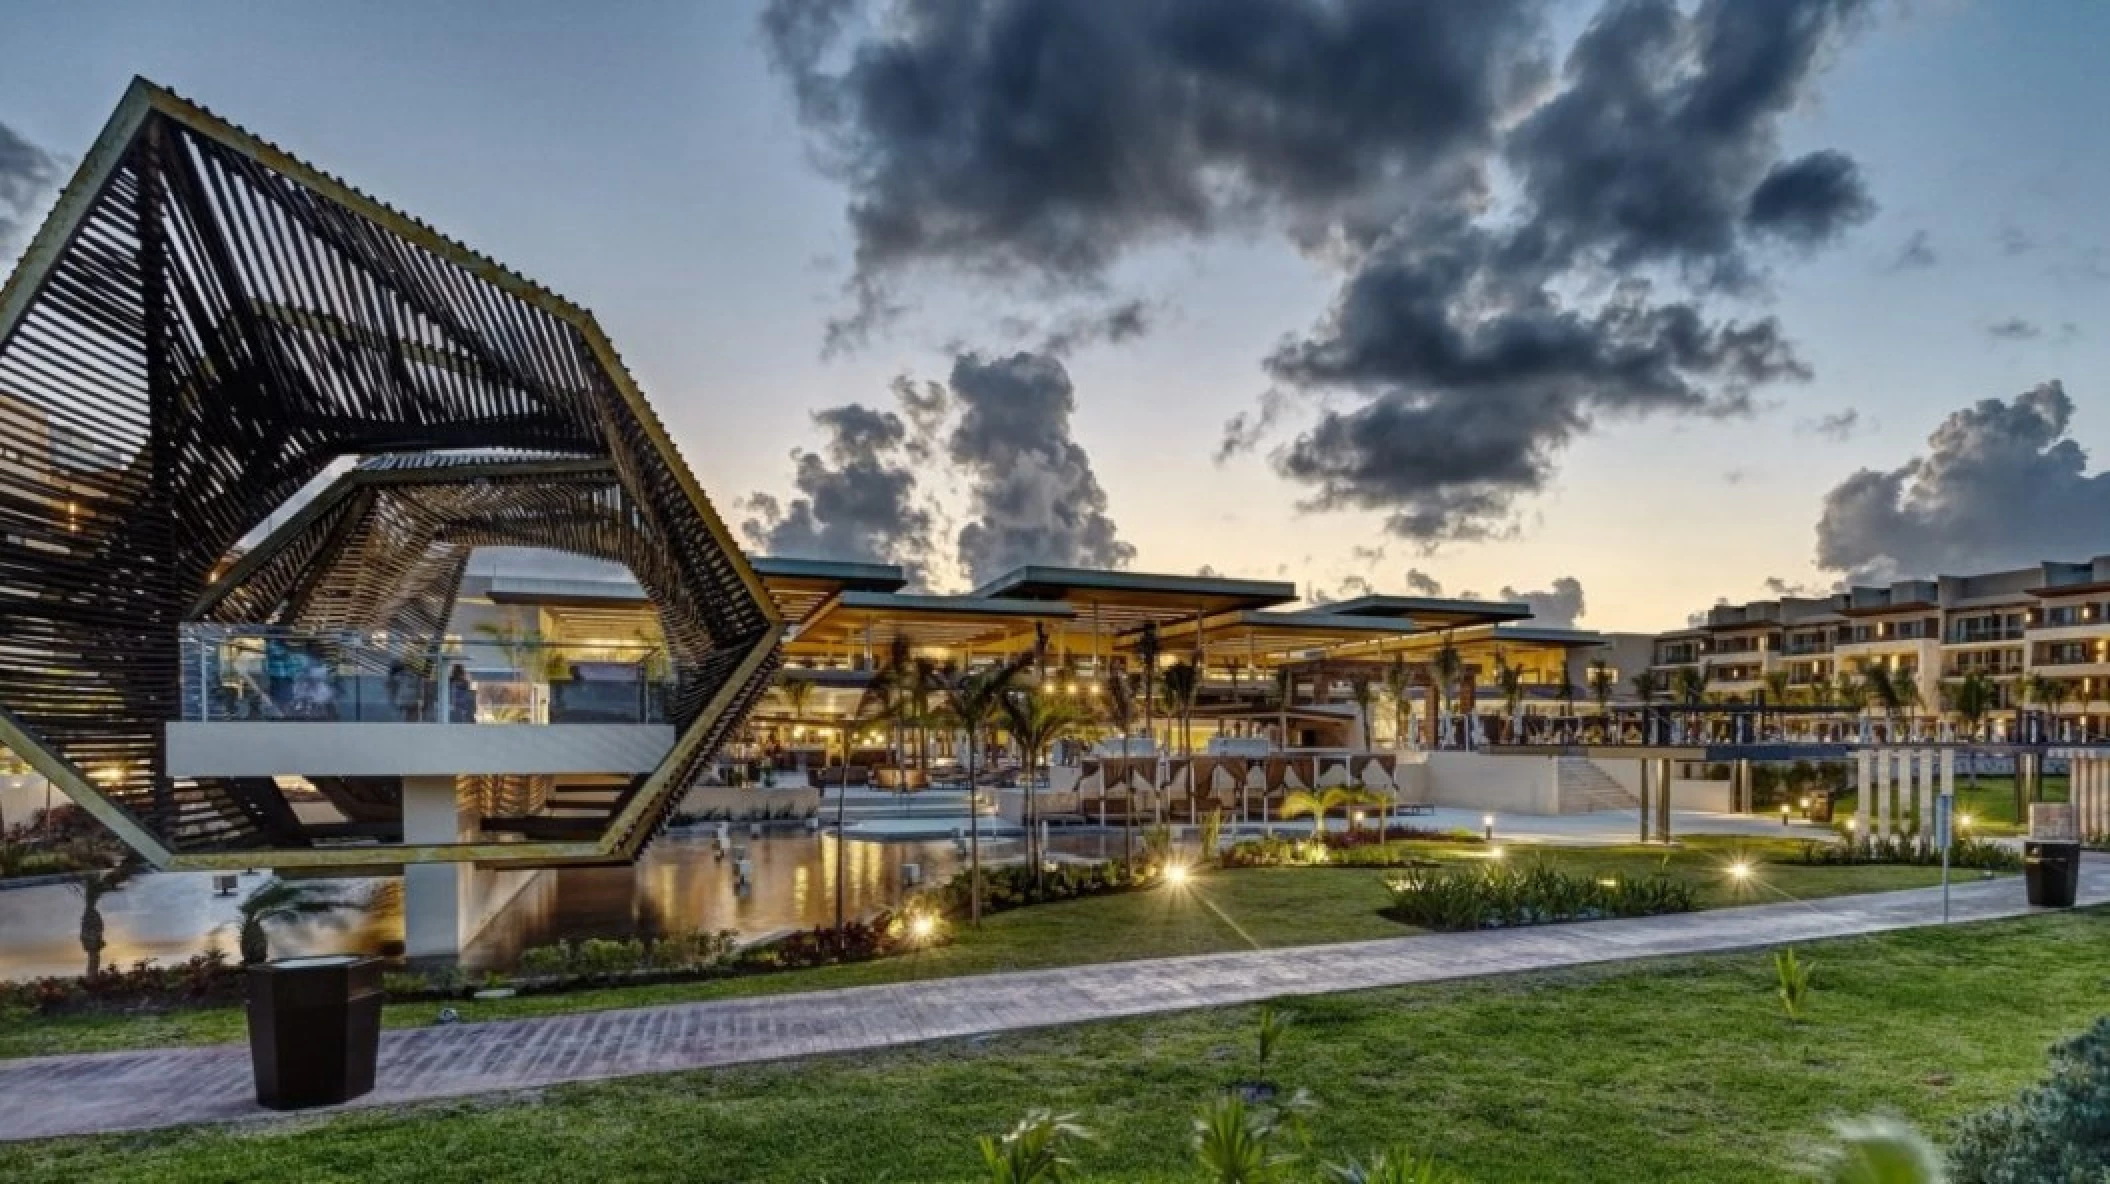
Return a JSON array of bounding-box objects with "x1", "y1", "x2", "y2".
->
[
  {"x1": 1959, "y1": 812, "x2": 1975, "y2": 831},
  {"x1": 1482, "y1": 813, "x2": 1496, "y2": 841},
  {"x1": 1164, "y1": 863, "x2": 1192, "y2": 887},
  {"x1": 906, "y1": 913, "x2": 940, "y2": 944},
  {"x1": 1488, "y1": 845, "x2": 1506, "y2": 861},
  {"x1": 1780, "y1": 804, "x2": 1793, "y2": 827},
  {"x1": 1728, "y1": 860, "x2": 1754, "y2": 881}
]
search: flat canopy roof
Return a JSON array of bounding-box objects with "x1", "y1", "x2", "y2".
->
[
  {"x1": 1324, "y1": 594, "x2": 1532, "y2": 630},
  {"x1": 791, "y1": 590, "x2": 1077, "y2": 653},
  {"x1": 1142, "y1": 608, "x2": 1423, "y2": 662},
  {"x1": 748, "y1": 556, "x2": 908, "y2": 624},
  {"x1": 971, "y1": 564, "x2": 1296, "y2": 631}
]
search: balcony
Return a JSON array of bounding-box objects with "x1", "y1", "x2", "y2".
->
[
  {"x1": 1948, "y1": 625, "x2": 2025, "y2": 645},
  {"x1": 169, "y1": 627, "x2": 681, "y2": 779}
]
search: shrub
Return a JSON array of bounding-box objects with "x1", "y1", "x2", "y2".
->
[
  {"x1": 1383, "y1": 863, "x2": 1697, "y2": 931},
  {"x1": 1801, "y1": 836, "x2": 2020, "y2": 872},
  {"x1": 978, "y1": 1110, "x2": 1091, "y2": 1184},
  {"x1": 1948, "y1": 1016, "x2": 2110, "y2": 1183},
  {"x1": 741, "y1": 912, "x2": 900, "y2": 969},
  {"x1": 924, "y1": 860, "x2": 1152, "y2": 920},
  {"x1": 0, "y1": 949, "x2": 244, "y2": 1016}
]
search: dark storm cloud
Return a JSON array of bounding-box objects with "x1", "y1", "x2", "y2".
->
[
  {"x1": 947, "y1": 350, "x2": 1134, "y2": 585},
  {"x1": 1501, "y1": 0, "x2": 1873, "y2": 287},
  {"x1": 1886, "y1": 230, "x2": 1937, "y2": 272},
  {"x1": 0, "y1": 119, "x2": 61, "y2": 258},
  {"x1": 1985, "y1": 317, "x2": 2041, "y2": 342},
  {"x1": 1264, "y1": 223, "x2": 1806, "y2": 542},
  {"x1": 1251, "y1": 0, "x2": 1863, "y2": 543},
  {"x1": 769, "y1": 0, "x2": 1875, "y2": 543},
  {"x1": 742, "y1": 402, "x2": 935, "y2": 579},
  {"x1": 1033, "y1": 299, "x2": 1154, "y2": 357},
  {"x1": 763, "y1": 0, "x2": 1551, "y2": 342},
  {"x1": 1814, "y1": 381, "x2": 2110, "y2": 581},
  {"x1": 1499, "y1": 576, "x2": 1586, "y2": 626},
  {"x1": 1745, "y1": 151, "x2": 1873, "y2": 247},
  {"x1": 1403, "y1": 568, "x2": 1445, "y2": 597}
]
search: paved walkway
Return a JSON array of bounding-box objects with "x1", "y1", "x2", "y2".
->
[{"x1": 3, "y1": 861, "x2": 2105, "y2": 1142}]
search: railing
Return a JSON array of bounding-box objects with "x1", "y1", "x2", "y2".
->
[
  {"x1": 179, "y1": 626, "x2": 680, "y2": 724},
  {"x1": 1948, "y1": 625, "x2": 2025, "y2": 644}
]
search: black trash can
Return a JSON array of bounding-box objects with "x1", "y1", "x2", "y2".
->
[
  {"x1": 2024, "y1": 841, "x2": 2081, "y2": 909},
  {"x1": 246, "y1": 955, "x2": 382, "y2": 1109}
]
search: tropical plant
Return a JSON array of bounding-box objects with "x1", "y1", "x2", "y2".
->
[
  {"x1": 1673, "y1": 663, "x2": 1710, "y2": 706},
  {"x1": 1198, "y1": 807, "x2": 1225, "y2": 865},
  {"x1": 1382, "y1": 656, "x2": 1413, "y2": 749},
  {"x1": 2033, "y1": 673, "x2": 2073, "y2": 738},
  {"x1": 1430, "y1": 638, "x2": 1464, "y2": 731},
  {"x1": 1821, "y1": 1117, "x2": 1946, "y2": 1184},
  {"x1": 1855, "y1": 659, "x2": 1901, "y2": 726},
  {"x1": 235, "y1": 877, "x2": 362, "y2": 965},
  {"x1": 943, "y1": 656, "x2": 1032, "y2": 924},
  {"x1": 1588, "y1": 659, "x2": 1617, "y2": 719},
  {"x1": 1383, "y1": 863, "x2": 1698, "y2": 931},
  {"x1": 1629, "y1": 668, "x2": 1662, "y2": 706},
  {"x1": 68, "y1": 859, "x2": 136, "y2": 976},
  {"x1": 471, "y1": 618, "x2": 543, "y2": 675},
  {"x1": 1138, "y1": 621, "x2": 1163, "y2": 761},
  {"x1": 1002, "y1": 685, "x2": 1092, "y2": 885},
  {"x1": 1775, "y1": 947, "x2": 1814, "y2": 1021},
  {"x1": 978, "y1": 1110, "x2": 1091, "y2": 1184},
  {"x1": 776, "y1": 676, "x2": 816, "y2": 770},
  {"x1": 1492, "y1": 650, "x2": 1528, "y2": 738},
  {"x1": 1762, "y1": 669, "x2": 1792, "y2": 708},
  {"x1": 1255, "y1": 1002, "x2": 1292, "y2": 1081},
  {"x1": 1103, "y1": 663, "x2": 1141, "y2": 864},
  {"x1": 1162, "y1": 659, "x2": 1201, "y2": 756},
  {"x1": 1949, "y1": 1015, "x2": 2110, "y2": 1184},
  {"x1": 1193, "y1": 1092, "x2": 1301, "y2": 1184},
  {"x1": 1346, "y1": 671, "x2": 1377, "y2": 750},
  {"x1": 1142, "y1": 822, "x2": 1175, "y2": 867},
  {"x1": 1279, "y1": 786, "x2": 1388, "y2": 834},
  {"x1": 1272, "y1": 664, "x2": 1296, "y2": 753},
  {"x1": 1325, "y1": 1150, "x2": 1457, "y2": 1184}
]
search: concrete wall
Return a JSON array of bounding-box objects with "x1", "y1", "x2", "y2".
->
[
  {"x1": 166, "y1": 722, "x2": 674, "y2": 778},
  {"x1": 0, "y1": 774, "x2": 50, "y2": 827},
  {"x1": 1597, "y1": 760, "x2": 1735, "y2": 812},
  {"x1": 1417, "y1": 752, "x2": 1562, "y2": 815}
]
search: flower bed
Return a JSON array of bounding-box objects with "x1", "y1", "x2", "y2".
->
[
  {"x1": 1222, "y1": 827, "x2": 1476, "y2": 869},
  {"x1": 1383, "y1": 864, "x2": 1698, "y2": 931}
]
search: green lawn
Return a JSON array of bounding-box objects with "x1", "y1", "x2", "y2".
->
[
  {"x1": 3, "y1": 908, "x2": 2103, "y2": 1183},
  {"x1": 1828, "y1": 773, "x2": 2063, "y2": 835},
  {"x1": 0, "y1": 838, "x2": 1964, "y2": 1061}
]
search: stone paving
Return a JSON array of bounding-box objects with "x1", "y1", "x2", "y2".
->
[{"x1": 2, "y1": 860, "x2": 2104, "y2": 1143}]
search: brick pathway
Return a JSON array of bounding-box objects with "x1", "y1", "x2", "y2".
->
[{"x1": 2, "y1": 862, "x2": 2103, "y2": 1142}]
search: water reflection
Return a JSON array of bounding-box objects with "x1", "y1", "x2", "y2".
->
[{"x1": 0, "y1": 830, "x2": 1124, "y2": 981}]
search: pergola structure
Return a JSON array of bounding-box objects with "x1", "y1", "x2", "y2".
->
[{"x1": 0, "y1": 79, "x2": 780, "y2": 869}]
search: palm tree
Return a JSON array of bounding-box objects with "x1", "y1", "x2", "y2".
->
[
  {"x1": 1382, "y1": 655, "x2": 1413, "y2": 749},
  {"x1": 1431, "y1": 637, "x2": 1464, "y2": 745},
  {"x1": 1160, "y1": 660, "x2": 1201, "y2": 756},
  {"x1": 69, "y1": 857, "x2": 137, "y2": 976},
  {"x1": 2036, "y1": 675, "x2": 2073, "y2": 741},
  {"x1": 1855, "y1": 659, "x2": 1901, "y2": 733},
  {"x1": 1493, "y1": 651, "x2": 1527, "y2": 741},
  {"x1": 1137, "y1": 622, "x2": 1162, "y2": 759},
  {"x1": 1942, "y1": 671, "x2": 1998, "y2": 789},
  {"x1": 942, "y1": 656, "x2": 1030, "y2": 925},
  {"x1": 1556, "y1": 668, "x2": 1578, "y2": 720},
  {"x1": 1673, "y1": 664, "x2": 1710, "y2": 706},
  {"x1": 1762, "y1": 670, "x2": 1791, "y2": 709},
  {"x1": 776, "y1": 677, "x2": 816, "y2": 773},
  {"x1": 1629, "y1": 669, "x2": 1663, "y2": 743},
  {"x1": 1346, "y1": 671, "x2": 1377, "y2": 750},
  {"x1": 235, "y1": 877, "x2": 360, "y2": 965},
  {"x1": 1002, "y1": 685, "x2": 1092, "y2": 886},
  {"x1": 1103, "y1": 663, "x2": 1140, "y2": 863},
  {"x1": 909, "y1": 655, "x2": 940, "y2": 777},
  {"x1": 1588, "y1": 659, "x2": 1617, "y2": 722},
  {"x1": 1279, "y1": 785, "x2": 1389, "y2": 836},
  {"x1": 1271, "y1": 664, "x2": 1295, "y2": 753}
]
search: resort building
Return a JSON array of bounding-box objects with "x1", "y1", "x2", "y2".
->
[{"x1": 1653, "y1": 557, "x2": 2110, "y2": 738}]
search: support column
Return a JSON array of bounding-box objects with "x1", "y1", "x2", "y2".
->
[
  {"x1": 1655, "y1": 756, "x2": 1673, "y2": 843},
  {"x1": 2083, "y1": 757, "x2": 2099, "y2": 840},
  {"x1": 1874, "y1": 748, "x2": 1893, "y2": 838},
  {"x1": 1920, "y1": 749, "x2": 1937, "y2": 840},
  {"x1": 1639, "y1": 758, "x2": 1652, "y2": 844},
  {"x1": 1941, "y1": 748, "x2": 1956, "y2": 840},
  {"x1": 1855, "y1": 749, "x2": 1872, "y2": 841},
  {"x1": 1735, "y1": 759, "x2": 1752, "y2": 814},
  {"x1": 403, "y1": 775, "x2": 470, "y2": 961}
]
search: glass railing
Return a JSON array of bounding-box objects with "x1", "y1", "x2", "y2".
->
[{"x1": 179, "y1": 626, "x2": 680, "y2": 724}]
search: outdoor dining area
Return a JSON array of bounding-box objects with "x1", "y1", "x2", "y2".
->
[{"x1": 1023, "y1": 752, "x2": 1425, "y2": 828}]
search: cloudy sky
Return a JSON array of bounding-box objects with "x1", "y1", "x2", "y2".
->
[{"x1": 3, "y1": 0, "x2": 2107, "y2": 633}]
